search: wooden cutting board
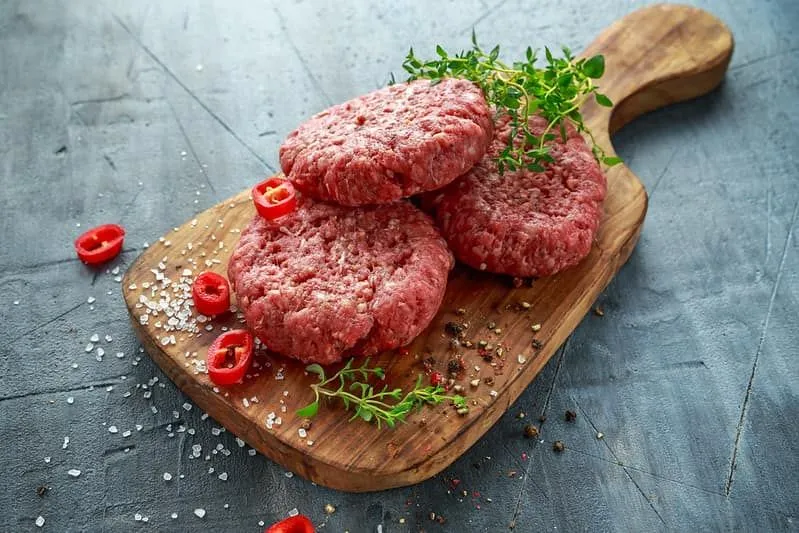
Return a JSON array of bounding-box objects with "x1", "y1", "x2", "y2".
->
[{"x1": 123, "y1": 4, "x2": 733, "y2": 492}]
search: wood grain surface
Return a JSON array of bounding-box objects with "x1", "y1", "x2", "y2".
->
[{"x1": 122, "y1": 4, "x2": 733, "y2": 491}]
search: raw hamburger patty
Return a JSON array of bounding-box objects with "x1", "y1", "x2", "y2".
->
[
  {"x1": 228, "y1": 194, "x2": 453, "y2": 364},
  {"x1": 424, "y1": 114, "x2": 607, "y2": 278},
  {"x1": 279, "y1": 78, "x2": 493, "y2": 206}
]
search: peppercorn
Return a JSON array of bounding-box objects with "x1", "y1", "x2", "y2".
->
[
  {"x1": 447, "y1": 356, "x2": 465, "y2": 374},
  {"x1": 523, "y1": 425, "x2": 539, "y2": 438},
  {"x1": 553, "y1": 440, "x2": 565, "y2": 453},
  {"x1": 445, "y1": 321, "x2": 465, "y2": 337},
  {"x1": 565, "y1": 410, "x2": 576, "y2": 422}
]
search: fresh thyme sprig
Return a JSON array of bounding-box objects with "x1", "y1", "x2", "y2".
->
[
  {"x1": 399, "y1": 32, "x2": 622, "y2": 172},
  {"x1": 297, "y1": 358, "x2": 467, "y2": 428}
]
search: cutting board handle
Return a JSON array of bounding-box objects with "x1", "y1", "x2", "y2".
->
[{"x1": 582, "y1": 3, "x2": 734, "y2": 134}]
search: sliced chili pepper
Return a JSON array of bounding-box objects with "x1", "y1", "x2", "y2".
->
[
  {"x1": 206, "y1": 329, "x2": 254, "y2": 386},
  {"x1": 74, "y1": 224, "x2": 125, "y2": 265},
  {"x1": 192, "y1": 271, "x2": 230, "y2": 316},
  {"x1": 252, "y1": 176, "x2": 297, "y2": 220},
  {"x1": 430, "y1": 371, "x2": 444, "y2": 386},
  {"x1": 265, "y1": 515, "x2": 315, "y2": 533}
]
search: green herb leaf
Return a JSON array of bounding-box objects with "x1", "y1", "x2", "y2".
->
[
  {"x1": 602, "y1": 156, "x2": 623, "y2": 166},
  {"x1": 296, "y1": 401, "x2": 319, "y2": 418},
  {"x1": 306, "y1": 363, "x2": 325, "y2": 380},
  {"x1": 595, "y1": 93, "x2": 613, "y2": 107},
  {"x1": 583, "y1": 55, "x2": 605, "y2": 78}
]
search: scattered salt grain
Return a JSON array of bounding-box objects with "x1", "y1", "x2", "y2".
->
[
  {"x1": 194, "y1": 509, "x2": 206, "y2": 518},
  {"x1": 105, "y1": 335, "x2": 113, "y2": 342},
  {"x1": 183, "y1": 402, "x2": 192, "y2": 411},
  {"x1": 248, "y1": 449, "x2": 257, "y2": 457},
  {"x1": 35, "y1": 516, "x2": 45, "y2": 527},
  {"x1": 134, "y1": 513, "x2": 142, "y2": 521},
  {"x1": 62, "y1": 437, "x2": 70, "y2": 449},
  {"x1": 90, "y1": 334, "x2": 99, "y2": 343},
  {"x1": 67, "y1": 469, "x2": 81, "y2": 477},
  {"x1": 218, "y1": 472, "x2": 228, "y2": 481},
  {"x1": 236, "y1": 438, "x2": 245, "y2": 448},
  {"x1": 87, "y1": 297, "x2": 96, "y2": 304},
  {"x1": 298, "y1": 428, "x2": 307, "y2": 439},
  {"x1": 108, "y1": 425, "x2": 118, "y2": 434},
  {"x1": 122, "y1": 430, "x2": 132, "y2": 438},
  {"x1": 67, "y1": 397, "x2": 74, "y2": 404},
  {"x1": 163, "y1": 472, "x2": 173, "y2": 481},
  {"x1": 96, "y1": 347, "x2": 105, "y2": 357},
  {"x1": 517, "y1": 354, "x2": 527, "y2": 364},
  {"x1": 44, "y1": 457, "x2": 51, "y2": 463},
  {"x1": 288, "y1": 508, "x2": 299, "y2": 517},
  {"x1": 171, "y1": 513, "x2": 178, "y2": 519},
  {"x1": 284, "y1": 472, "x2": 294, "y2": 478},
  {"x1": 85, "y1": 343, "x2": 94, "y2": 353}
]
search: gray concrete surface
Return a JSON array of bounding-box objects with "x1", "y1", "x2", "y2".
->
[{"x1": 1, "y1": 0, "x2": 797, "y2": 531}]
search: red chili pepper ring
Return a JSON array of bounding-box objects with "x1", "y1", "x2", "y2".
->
[
  {"x1": 74, "y1": 224, "x2": 125, "y2": 265},
  {"x1": 192, "y1": 271, "x2": 231, "y2": 316},
  {"x1": 207, "y1": 329, "x2": 254, "y2": 386},
  {"x1": 266, "y1": 514, "x2": 315, "y2": 533},
  {"x1": 252, "y1": 176, "x2": 298, "y2": 220}
]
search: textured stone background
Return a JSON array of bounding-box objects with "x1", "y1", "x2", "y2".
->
[{"x1": 1, "y1": 0, "x2": 797, "y2": 531}]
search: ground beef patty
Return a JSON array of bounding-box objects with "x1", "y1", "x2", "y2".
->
[
  {"x1": 279, "y1": 78, "x2": 493, "y2": 206},
  {"x1": 425, "y1": 114, "x2": 607, "y2": 278},
  {"x1": 228, "y1": 194, "x2": 453, "y2": 364}
]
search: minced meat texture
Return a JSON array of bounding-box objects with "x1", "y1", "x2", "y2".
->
[
  {"x1": 424, "y1": 114, "x2": 607, "y2": 277},
  {"x1": 228, "y1": 193, "x2": 453, "y2": 364},
  {"x1": 279, "y1": 78, "x2": 493, "y2": 206}
]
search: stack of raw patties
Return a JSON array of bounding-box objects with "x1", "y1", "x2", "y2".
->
[{"x1": 228, "y1": 79, "x2": 606, "y2": 364}]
